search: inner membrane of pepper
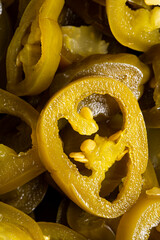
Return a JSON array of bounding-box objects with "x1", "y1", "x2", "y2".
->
[
  {"x1": 16, "y1": 16, "x2": 41, "y2": 80},
  {"x1": 59, "y1": 93, "x2": 128, "y2": 202}
]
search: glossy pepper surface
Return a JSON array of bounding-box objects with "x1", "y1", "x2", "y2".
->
[
  {"x1": 106, "y1": 0, "x2": 160, "y2": 51},
  {"x1": 37, "y1": 76, "x2": 148, "y2": 218},
  {"x1": 0, "y1": 174, "x2": 48, "y2": 214},
  {"x1": 116, "y1": 187, "x2": 160, "y2": 239},
  {"x1": 0, "y1": 201, "x2": 44, "y2": 240},
  {"x1": 6, "y1": 0, "x2": 64, "y2": 96},
  {"x1": 38, "y1": 222, "x2": 87, "y2": 240},
  {"x1": 50, "y1": 53, "x2": 150, "y2": 100},
  {"x1": 0, "y1": 88, "x2": 45, "y2": 194}
]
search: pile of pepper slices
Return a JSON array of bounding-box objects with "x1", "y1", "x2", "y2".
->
[{"x1": 1, "y1": 0, "x2": 160, "y2": 239}]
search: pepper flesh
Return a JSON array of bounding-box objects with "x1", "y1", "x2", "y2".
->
[
  {"x1": 0, "y1": 201, "x2": 44, "y2": 240},
  {"x1": 67, "y1": 201, "x2": 117, "y2": 240},
  {"x1": 37, "y1": 76, "x2": 148, "y2": 218},
  {"x1": 0, "y1": 88, "x2": 45, "y2": 194},
  {"x1": 38, "y1": 222, "x2": 87, "y2": 240},
  {"x1": 116, "y1": 188, "x2": 160, "y2": 239},
  {"x1": 6, "y1": 0, "x2": 64, "y2": 96},
  {"x1": 50, "y1": 53, "x2": 150, "y2": 100},
  {"x1": 106, "y1": 0, "x2": 160, "y2": 51},
  {"x1": 0, "y1": 174, "x2": 48, "y2": 214}
]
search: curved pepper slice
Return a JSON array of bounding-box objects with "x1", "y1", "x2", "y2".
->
[
  {"x1": 0, "y1": 174, "x2": 48, "y2": 214},
  {"x1": 140, "y1": 44, "x2": 160, "y2": 127},
  {"x1": 106, "y1": 0, "x2": 160, "y2": 51},
  {"x1": 0, "y1": 88, "x2": 45, "y2": 195},
  {"x1": 6, "y1": 0, "x2": 64, "y2": 96},
  {"x1": 37, "y1": 76, "x2": 148, "y2": 218},
  {"x1": 116, "y1": 188, "x2": 160, "y2": 240},
  {"x1": 50, "y1": 53, "x2": 150, "y2": 100},
  {"x1": 0, "y1": 201, "x2": 44, "y2": 240},
  {"x1": 60, "y1": 25, "x2": 108, "y2": 67},
  {"x1": 38, "y1": 222, "x2": 87, "y2": 240},
  {"x1": 67, "y1": 201, "x2": 117, "y2": 240},
  {"x1": 142, "y1": 159, "x2": 159, "y2": 192}
]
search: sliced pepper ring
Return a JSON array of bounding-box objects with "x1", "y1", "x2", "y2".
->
[
  {"x1": 0, "y1": 201, "x2": 44, "y2": 240},
  {"x1": 106, "y1": 0, "x2": 160, "y2": 51},
  {"x1": 0, "y1": 89, "x2": 45, "y2": 194},
  {"x1": 6, "y1": 0, "x2": 64, "y2": 96},
  {"x1": 37, "y1": 76, "x2": 148, "y2": 218},
  {"x1": 116, "y1": 188, "x2": 160, "y2": 239}
]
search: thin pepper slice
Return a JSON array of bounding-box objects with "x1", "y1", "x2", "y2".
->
[
  {"x1": 38, "y1": 222, "x2": 87, "y2": 240},
  {"x1": 6, "y1": 0, "x2": 64, "y2": 96},
  {"x1": 67, "y1": 201, "x2": 117, "y2": 240},
  {"x1": 140, "y1": 44, "x2": 160, "y2": 107},
  {"x1": 142, "y1": 159, "x2": 159, "y2": 192},
  {"x1": 140, "y1": 44, "x2": 160, "y2": 127},
  {"x1": 146, "y1": 128, "x2": 160, "y2": 183},
  {"x1": 66, "y1": 0, "x2": 112, "y2": 37},
  {"x1": 50, "y1": 53, "x2": 150, "y2": 100},
  {"x1": 0, "y1": 201, "x2": 44, "y2": 240},
  {"x1": 0, "y1": 174, "x2": 48, "y2": 214},
  {"x1": 60, "y1": 25, "x2": 108, "y2": 67},
  {"x1": 116, "y1": 188, "x2": 160, "y2": 240},
  {"x1": 37, "y1": 76, "x2": 148, "y2": 218},
  {"x1": 0, "y1": 88, "x2": 45, "y2": 195},
  {"x1": 106, "y1": 0, "x2": 160, "y2": 51}
]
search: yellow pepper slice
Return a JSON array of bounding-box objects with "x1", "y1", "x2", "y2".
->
[
  {"x1": 0, "y1": 201, "x2": 44, "y2": 240},
  {"x1": 106, "y1": 0, "x2": 160, "y2": 51},
  {"x1": 142, "y1": 159, "x2": 159, "y2": 192},
  {"x1": 60, "y1": 25, "x2": 108, "y2": 67},
  {"x1": 6, "y1": 0, "x2": 64, "y2": 96},
  {"x1": 38, "y1": 222, "x2": 87, "y2": 240},
  {"x1": 0, "y1": 88, "x2": 45, "y2": 194},
  {"x1": 0, "y1": 174, "x2": 48, "y2": 214},
  {"x1": 145, "y1": 0, "x2": 160, "y2": 5},
  {"x1": 116, "y1": 188, "x2": 160, "y2": 239},
  {"x1": 37, "y1": 76, "x2": 148, "y2": 218},
  {"x1": 51, "y1": 53, "x2": 150, "y2": 100},
  {"x1": 67, "y1": 201, "x2": 117, "y2": 240}
]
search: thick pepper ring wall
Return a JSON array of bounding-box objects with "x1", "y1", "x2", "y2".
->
[
  {"x1": 0, "y1": 201, "x2": 44, "y2": 240},
  {"x1": 6, "y1": 0, "x2": 64, "y2": 96},
  {"x1": 0, "y1": 88, "x2": 45, "y2": 195},
  {"x1": 37, "y1": 76, "x2": 148, "y2": 218},
  {"x1": 106, "y1": 0, "x2": 160, "y2": 52},
  {"x1": 116, "y1": 188, "x2": 160, "y2": 239}
]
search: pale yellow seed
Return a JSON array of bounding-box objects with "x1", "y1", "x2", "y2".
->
[
  {"x1": 117, "y1": 149, "x2": 128, "y2": 161},
  {"x1": 80, "y1": 139, "x2": 96, "y2": 153},
  {"x1": 74, "y1": 158, "x2": 88, "y2": 163},
  {"x1": 69, "y1": 152, "x2": 85, "y2": 159},
  {"x1": 109, "y1": 130, "x2": 122, "y2": 142},
  {"x1": 80, "y1": 107, "x2": 93, "y2": 120},
  {"x1": 146, "y1": 187, "x2": 160, "y2": 196},
  {"x1": 144, "y1": 0, "x2": 160, "y2": 5}
]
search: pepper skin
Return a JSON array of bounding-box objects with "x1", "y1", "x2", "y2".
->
[
  {"x1": 38, "y1": 222, "x2": 87, "y2": 240},
  {"x1": 0, "y1": 201, "x2": 44, "y2": 240},
  {"x1": 6, "y1": 0, "x2": 64, "y2": 96},
  {"x1": 37, "y1": 76, "x2": 148, "y2": 218},
  {"x1": 116, "y1": 188, "x2": 160, "y2": 240},
  {"x1": 0, "y1": 88, "x2": 45, "y2": 194},
  {"x1": 50, "y1": 53, "x2": 150, "y2": 100},
  {"x1": 106, "y1": 0, "x2": 160, "y2": 51}
]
